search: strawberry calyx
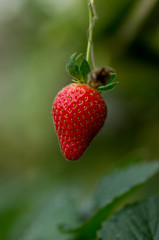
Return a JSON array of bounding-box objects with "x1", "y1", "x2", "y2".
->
[
  {"x1": 66, "y1": 53, "x2": 91, "y2": 84},
  {"x1": 88, "y1": 67, "x2": 117, "y2": 91},
  {"x1": 66, "y1": 53, "x2": 118, "y2": 91}
]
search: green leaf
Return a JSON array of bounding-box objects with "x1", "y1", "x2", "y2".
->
[
  {"x1": 60, "y1": 162, "x2": 159, "y2": 240},
  {"x1": 20, "y1": 187, "x2": 79, "y2": 240},
  {"x1": 0, "y1": 178, "x2": 80, "y2": 240},
  {"x1": 98, "y1": 82, "x2": 118, "y2": 91},
  {"x1": 98, "y1": 195, "x2": 159, "y2": 240},
  {"x1": 66, "y1": 53, "x2": 81, "y2": 80},
  {"x1": 106, "y1": 72, "x2": 116, "y2": 84},
  {"x1": 66, "y1": 53, "x2": 91, "y2": 83},
  {"x1": 80, "y1": 58, "x2": 91, "y2": 83},
  {"x1": 76, "y1": 53, "x2": 83, "y2": 67}
]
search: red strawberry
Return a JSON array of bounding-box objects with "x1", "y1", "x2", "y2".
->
[{"x1": 52, "y1": 83, "x2": 107, "y2": 161}]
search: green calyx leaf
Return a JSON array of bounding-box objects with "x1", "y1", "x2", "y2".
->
[
  {"x1": 80, "y1": 58, "x2": 91, "y2": 82},
  {"x1": 66, "y1": 53, "x2": 81, "y2": 81},
  {"x1": 106, "y1": 72, "x2": 116, "y2": 84},
  {"x1": 76, "y1": 53, "x2": 83, "y2": 66},
  {"x1": 66, "y1": 53, "x2": 91, "y2": 83},
  {"x1": 98, "y1": 82, "x2": 118, "y2": 91},
  {"x1": 88, "y1": 67, "x2": 118, "y2": 92}
]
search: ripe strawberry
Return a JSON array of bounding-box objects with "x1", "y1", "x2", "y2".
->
[
  {"x1": 52, "y1": 53, "x2": 117, "y2": 161},
  {"x1": 52, "y1": 83, "x2": 107, "y2": 161}
]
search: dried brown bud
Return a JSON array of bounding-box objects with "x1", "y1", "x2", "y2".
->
[{"x1": 88, "y1": 67, "x2": 115, "y2": 89}]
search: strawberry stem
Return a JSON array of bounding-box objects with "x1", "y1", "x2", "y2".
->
[{"x1": 86, "y1": 0, "x2": 97, "y2": 70}]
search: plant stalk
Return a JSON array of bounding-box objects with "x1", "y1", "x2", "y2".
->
[{"x1": 86, "y1": 0, "x2": 97, "y2": 68}]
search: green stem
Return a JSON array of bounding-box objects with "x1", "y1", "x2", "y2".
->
[{"x1": 86, "y1": 0, "x2": 97, "y2": 67}]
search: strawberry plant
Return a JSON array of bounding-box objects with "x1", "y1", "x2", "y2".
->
[
  {"x1": 1, "y1": 1, "x2": 159, "y2": 240},
  {"x1": 52, "y1": 0, "x2": 117, "y2": 161}
]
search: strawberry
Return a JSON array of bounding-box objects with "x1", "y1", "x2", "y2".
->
[
  {"x1": 52, "y1": 83, "x2": 107, "y2": 161},
  {"x1": 52, "y1": 53, "x2": 117, "y2": 161}
]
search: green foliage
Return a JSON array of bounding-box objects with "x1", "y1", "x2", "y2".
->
[
  {"x1": 106, "y1": 73, "x2": 116, "y2": 84},
  {"x1": 76, "y1": 54, "x2": 83, "y2": 67},
  {"x1": 92, "y1": 161, "x2": 159, "y2": 211},
  {"x1": 80, "y1": 58, "x2": 91, "y2": 82},
  {"x1": 66, "y1": 53, "x2": 91, "y2": 83},
  {"x1": 66, "y1": 53, "x2": 81, "y2": 80},
  {"x1": 0, "y1": 182, "x2": 80, "y2": 240},
  {"x1": 60, "y1": 161, "x2": 159, "y2": 239},
  {"x1": 96, "y1": 71, "x2": 117, "y2": 92},
  {"x1": 0, "y1": 162, "x2": 159, "y2": 240},
  {"x1": 21, "y1": 189, "x2": 79, "y2": 240},
  {"x1": 98, "y1": 82, "x2": 118, "y2": 91},
  {"x1": 98, "y1": 196, "x2": 159, "y2": 240}
]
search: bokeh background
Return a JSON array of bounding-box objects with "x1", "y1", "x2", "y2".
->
[{"x1": 0, "y1": 0, "x2": 159, "y2": 239}]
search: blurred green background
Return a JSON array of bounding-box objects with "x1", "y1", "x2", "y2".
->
[{"x1": 0, "y1": 0, "x2": 159, "y2": 239}]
